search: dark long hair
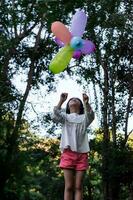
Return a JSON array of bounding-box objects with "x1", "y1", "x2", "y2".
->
[{"x1": 66, "y1": 98, "x2": 84, "y2": 114}]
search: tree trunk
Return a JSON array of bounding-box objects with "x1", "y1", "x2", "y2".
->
[
  {"x1": 110, "y1": 65, "x2": 116, "y2": 144},
  {"x1": 102, "y1": 60, "x2": 110, "y2": 200},
  {"x1": 124, "y1": 87, "x2": 132, "y2": 145},
  {"x1": 0, "y1": 24, "x2": 43, "y2": 198}
]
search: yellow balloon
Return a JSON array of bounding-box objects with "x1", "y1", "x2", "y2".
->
[{"x1": 49, "y1": 45, "x2": 74, "y2": 74}]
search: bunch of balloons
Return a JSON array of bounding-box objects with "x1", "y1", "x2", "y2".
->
[{"x1": 49, "y1": 10, "x2": 95, "y2": 74}]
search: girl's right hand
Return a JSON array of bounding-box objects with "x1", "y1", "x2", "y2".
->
[{"x1": 60, "y1": 93, "x2": 68, "y2": 103}]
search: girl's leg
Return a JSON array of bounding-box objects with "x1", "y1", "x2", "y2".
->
[
  {"x1": 63, "y1": 169, "x2": 74, "y2": 200},
  {"x1": 75, "y1": 170, "x2": 85, "y2": 200}
]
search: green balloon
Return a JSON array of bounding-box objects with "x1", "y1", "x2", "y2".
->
[{"x1": 49, "y1": 45, "x2": 74, "y2": 74}]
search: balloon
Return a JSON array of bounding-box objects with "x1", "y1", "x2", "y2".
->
[
  {"x1": 49, "y1": 10, "x2": 96, "y2": 73},
  {"x1": 49, "y1": 45, "x2": 74, "y2": 74},
  {"x1": 81, "y1": 40, "x2": 96, "y2": 54},
  {"x1": 51, "y1": 21, "x2": 72, "y2": 44},
  {"x1": 54, "y1": 37, "x2": 64, "y2": 47},
  {"x1": 71, "y1": 10, "x2": 87, "y2": 37},
  {"x1": 73, "y1": 50, "x2": 82, "y2": 59},
  {"x1": 70, "y1": 36, "x2": 83, "y2": 50}
]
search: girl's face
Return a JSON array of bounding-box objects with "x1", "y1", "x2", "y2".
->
[
  {"x1": 66, "y1": 97, "x2": 84, "y2": 114},
  {"x1": 68, "y1": 98, "x2": 81, "y2": 109}
]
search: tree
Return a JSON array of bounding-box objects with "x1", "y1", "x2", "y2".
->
[
  {"x1": 0, "y1": 0, "x2": 133, "y2": 199},
  {"x1": 67, "y1": 0, "x2": 133, "y2": 199},
  {"x1": 0, "y1": 0, "x2": 82, "y2": 198}
]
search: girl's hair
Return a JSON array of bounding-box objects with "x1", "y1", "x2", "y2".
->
[{"x1": 66, "y1": 98, "x2": 84, "y2": 114}]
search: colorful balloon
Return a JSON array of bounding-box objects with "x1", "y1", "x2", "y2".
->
[
  {"x1": 51, "y1": 21, "x2": 72, "y2": 44},
  {"x1": 73, "y1": 50, "x2": 82, "y2": 59},
  {"x1": 81, "y1": 40, "x2": 96, "y2": 54},
  {"x1": 49, "y1": 10, "x2": 95, "y2": 74},
  {"x1": 70, "y1": 36, "x2": 83, "y2": 50},
  {"x1": 71, "y1": 10, "x2": 87, "y2": 37},
  {"x1": 54, "y1": 37, "x2": 64, "y2": 47},
  {"x1": 49, "y1": 45, "x2": 74, "y2": 74}
]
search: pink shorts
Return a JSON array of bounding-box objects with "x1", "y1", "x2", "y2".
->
[{"x1": 59, "y1": 149, "x2": 89, "y2": 171}]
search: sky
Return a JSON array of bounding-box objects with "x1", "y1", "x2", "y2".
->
[
  {"x1": 12, "y1": 73, "x2": 132, "y2": 136},
  {"x1": 26, "y1": 75, "x2": 99, "y2": 135}
]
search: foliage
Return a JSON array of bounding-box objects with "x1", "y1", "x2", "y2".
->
[
  {"x1": 1, "y1": 121, "x2": 64, "y2": 200},
  {"x1": 0, "y1": 0, "x2": 133, "y2": 199}
]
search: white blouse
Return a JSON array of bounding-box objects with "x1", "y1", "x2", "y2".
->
[{"x1": 53, "y1": 105, "x2": 94, "y2": 153}]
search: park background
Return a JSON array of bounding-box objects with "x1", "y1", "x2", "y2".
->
[{"x1": 0, "y1": 0, "x2": 133, "y2": 200}]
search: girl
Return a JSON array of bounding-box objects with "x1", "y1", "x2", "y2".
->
[{"x1": 53, "y1": 93, "x2": 94, "y2": 200}]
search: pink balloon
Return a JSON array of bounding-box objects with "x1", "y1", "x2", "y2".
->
[
  {"x1": 54, "y1": 37, "x2": 64, "y2": 47},
  {"x1": 81, "y1": 40, "x2": 96, "y2": 54},
  {"x1": 73, "y1": 50, "x2": 82, "y2": 59},
  {"x1": 51, "y1": 21, "x2": 72, "y2": 44},
  {"x1": 71, "y1": 10, "x2": 87, "y2": 37}
]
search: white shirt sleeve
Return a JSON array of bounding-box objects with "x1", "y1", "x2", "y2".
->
[
  {"x1": 84, "y1": 104, "x2": 95, "y2": 127},
  {"x1": 52, "y1": 106, "x2": 66, "y2": 124}
]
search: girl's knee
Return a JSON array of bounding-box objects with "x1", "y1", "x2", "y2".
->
[
  {"x1": 75, "y1": 183, "x2": 82, "y2": 191},
  {"x1": 65, "y1": 183, "x2": 74, "y2": 192}
]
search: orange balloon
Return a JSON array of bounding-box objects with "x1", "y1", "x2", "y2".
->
[{"x1": 51, "y1": 21, "x2": 72, "y2": 44}]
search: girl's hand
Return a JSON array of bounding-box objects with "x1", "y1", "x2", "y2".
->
[
  {"x1": 82, "y1": 93, "x2": 89, "y2": 104},
  {"x1": 60, "y1": 93, "x2": 68, "y2": 103}
]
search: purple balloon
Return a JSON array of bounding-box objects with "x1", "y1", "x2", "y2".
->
[
  {"x1": 71, "y1": 10, "x2": 87, "y2": 37},
  {"x1": 54, "y1": 37, "x2": 64, "y2": 47},
  {"x1": 73, "y1": 50, "x2": 82, "y2": 59},
  {"x1": 81, "y1": 40, "x2": 96, "y2": 54}
]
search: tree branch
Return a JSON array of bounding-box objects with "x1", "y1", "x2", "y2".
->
[
  {"x1": 8, "y1": 23, "x2": 44, "y2": 153},
  {"x1": 124, "y1": 88, "x2": 132, "y2": 141},
  {"x1": 101, "y1": 60, "x2": 110, "y2": 141}
]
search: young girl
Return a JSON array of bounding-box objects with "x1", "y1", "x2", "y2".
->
[{"x1": 53, "y1": 93, "x2": 94, "y2": 200}]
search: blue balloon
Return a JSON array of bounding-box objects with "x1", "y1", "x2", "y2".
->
[{"x1": 70, "y1": 36, "x2": 83, "y2": 50}]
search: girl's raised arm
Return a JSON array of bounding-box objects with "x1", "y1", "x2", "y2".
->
[
  {"x1": 53, "y1": 93, "x2": 68, "y2": 123},
  {"x1": 82, "y1": 93, "x2": 95, "y2": 126},
  {"x1": 56, "y1": 93, "x2": 68, "y2": 109}
]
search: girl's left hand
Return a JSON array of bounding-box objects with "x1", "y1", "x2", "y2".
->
[{"x1": 82, "y1": 93, "x2": 89, "y2": 104}]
